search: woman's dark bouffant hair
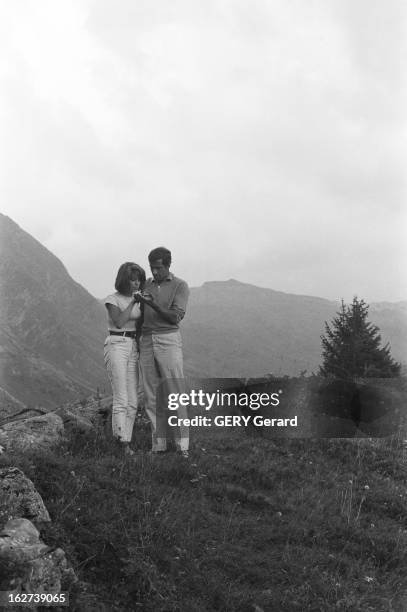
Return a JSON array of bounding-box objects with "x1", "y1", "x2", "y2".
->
[{"x1": 115, "y1": 262, "x2": 146, "y2": 295}]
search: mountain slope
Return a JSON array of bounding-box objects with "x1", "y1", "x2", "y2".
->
[
  {"x1": 0, "y1": 214, "x2": 108, "y2": 411},
  {"x1": 181, "y1": 280, "x2": 407, "y2": 378}
]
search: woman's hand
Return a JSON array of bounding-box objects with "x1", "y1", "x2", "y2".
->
[{"x1": 133, "y1": 291, "x2": 154, "y2": 304}]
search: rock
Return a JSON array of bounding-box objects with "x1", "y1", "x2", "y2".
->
[
  {"x1": 0, "y1": 469, "x2": 77, "y2": 609},
  {"x1": 57, "y1": 407, "x2": 94, "y2": 432},
  {"x1": 0, "y1": 413, "x2": 64, "y2": 452},
  {"x1": 0, "y1": 518, "x2": 76, "y2": 597},
  {"x1": 0, "y1": 518, "x2": 49, "y2": 564},
  {"x1": 0, "y1": 467, "x2": 50, "y2": 527}
]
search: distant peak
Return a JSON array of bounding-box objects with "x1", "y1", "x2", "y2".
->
[
  {"x1": 223, "y1": 278, "x2": 242, "y2": 285},
  {"x1": 198, "y1": 279, "x2": 263, "y2": 291},
  {"x1": 201, "y1": 279, "x2": 245, "y2": 288}
]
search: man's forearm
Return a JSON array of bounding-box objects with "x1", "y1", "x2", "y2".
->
[{"x1": 146, "y1": 301, "x2": 180, "y2": 325}]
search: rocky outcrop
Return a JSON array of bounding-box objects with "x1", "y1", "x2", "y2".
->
[
  {"x1": 56, "y1": 407, "x2": 94, "y2": 433},
  {"x1": 0, "y1": 469, "x2": 77, "y2": 609},
  {"x1": 0, "y1": 413, "x2": 64, "y2": 453},
  {"x1": 49, "y1": 394, "x2": 113, "y2": 433},
  {"x1": 0, "y1": 518, "x2": 76, "y2": 601},
  {"x1": 0, "y1": 468, "x2": 50, "y2": 525}
]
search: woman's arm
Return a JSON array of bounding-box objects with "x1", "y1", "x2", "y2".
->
[{"x1": 105, "y1": 299, "x2": 137, "y2": 329}]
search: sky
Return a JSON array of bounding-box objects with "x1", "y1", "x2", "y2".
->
[{"x1": 0, "y1": 0, "x2": 406, "y2": 302}]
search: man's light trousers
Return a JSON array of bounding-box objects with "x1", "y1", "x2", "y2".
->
[{"x1": 140, "y1": 331, "x2": 189, "y2": 452}]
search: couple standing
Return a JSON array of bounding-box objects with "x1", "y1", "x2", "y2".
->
[{"x1": 103, "y1": 247, "x2": 189, "y2": 457}]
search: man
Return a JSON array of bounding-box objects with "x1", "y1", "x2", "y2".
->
[{"x1": 136, "y1": 247, "x2": 190, "y2": 457}]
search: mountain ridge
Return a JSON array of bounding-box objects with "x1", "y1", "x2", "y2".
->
[{"x1": 195, "y1": 279, "x2": 407, "y2": 307}]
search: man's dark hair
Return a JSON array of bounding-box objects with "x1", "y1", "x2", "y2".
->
[
  {"x1": 115, "y1": 262, "x2": 146, "y2": 295},
  {"x1": 148, "y1": 247, "x2": 172, "y2": 267}
]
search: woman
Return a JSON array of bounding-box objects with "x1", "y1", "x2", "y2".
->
[{"x1": 103, "y1": 262, "x2": 146, "y2": 455}]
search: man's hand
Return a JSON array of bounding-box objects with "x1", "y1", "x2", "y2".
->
[{"x1": 134, "y1": 291, "x2": 154, "y2": 305}]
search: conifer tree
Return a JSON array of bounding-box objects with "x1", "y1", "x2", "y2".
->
[{"x1": 320, "y1": 297, "x2": 400, "y2": 378}]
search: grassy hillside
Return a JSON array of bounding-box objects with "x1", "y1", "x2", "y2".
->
[{"x1": 1, "y1": 414, "x2": 407, "y2": 610}]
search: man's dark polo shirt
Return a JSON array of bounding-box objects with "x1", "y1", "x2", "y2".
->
[{"x1": 142, "y1": 272, "x2": 189, "y2": 335}]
